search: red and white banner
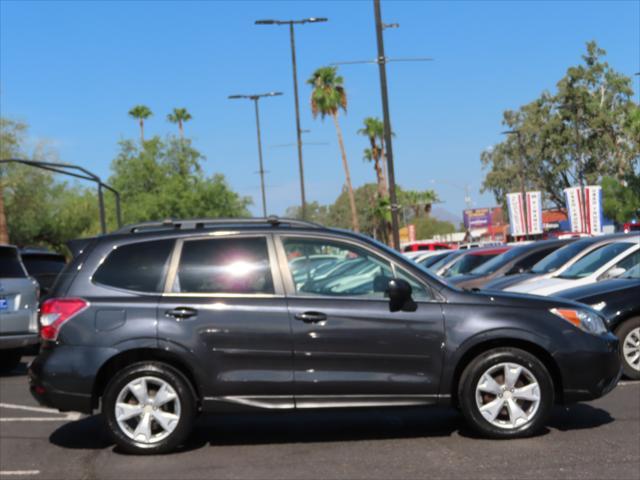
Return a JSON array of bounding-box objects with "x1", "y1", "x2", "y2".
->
[
  {"x1": 584, "y1": 185, "x2": 603, "y2": 234},
  {"x1": 507, "y1": 192, "x2": 526, "y2": 237},
  {"x1": 526, "y1": 191, "x2": 543, "y2": 235},
  {"x1": 564, "y1": 187, "x2": 585, "y2": 233}
]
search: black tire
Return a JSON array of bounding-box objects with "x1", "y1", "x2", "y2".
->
[
  {"x1": 458, "y1": 347, "x2": 554, "y2": 439},
  {"x1": 0, "y1": 349, "x2": 22, "y2": 374},
  {"x1": 615, "y1": 317, "x2": 640, "y2": 380},
  {"x1": 102, "y1": 362, "x2": 196, "y2": 454}
]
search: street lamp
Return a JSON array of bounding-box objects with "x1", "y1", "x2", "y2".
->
[
  {"x1": 228, "y1": 92, "x2": 283, "y2": 218},
  {"x1": 501, "y1": 130, "x2": 530, "y2": 240},
  {"x1": 255, "y1": 17, "x2": 328, "y2": 220}
]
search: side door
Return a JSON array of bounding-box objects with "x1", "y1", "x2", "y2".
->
[
  {"x1": 158, "y1": 234, "x2": 294, "y2": 409},
  {"x1": 276, "y1": 234, "x2": 446, "y2": 408}
]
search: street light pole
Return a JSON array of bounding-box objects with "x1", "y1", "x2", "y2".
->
[
  {"x1": 229, "y1": 92, "x2": 283, "y2": 218},
  {"x1": 256, "y1": 17, "x2": 328, "y2": 219},
  {"x1": 502, "y1": 130, "x2": 529, "y2": 240},
  {"x1": 373, "y1": 0, "x2": 401, "y2": 250}
]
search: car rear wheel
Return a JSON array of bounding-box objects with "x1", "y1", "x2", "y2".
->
[
  {"x1": 616, "y1": 317, "x2": 640, "y2": 380},
  {"x1": 102, "y1": 362, "x2": 196, "y2": 454},
  {"x1": 458, "y1": 347, "x2": 554, "y2": 438}
]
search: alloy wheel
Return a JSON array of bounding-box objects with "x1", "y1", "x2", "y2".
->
[
  {"x1": 475, "y1": 362, "x2": 541, "y2": 429},
  {"x1": 115, "y1": 376, "x2": 181, "y2": 444},
  {"x1": 623, "y1": 327, "x2": 640, "y2": 372}
]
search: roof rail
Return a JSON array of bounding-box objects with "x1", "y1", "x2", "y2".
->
[{"x1": 114, "y1": 216, "x2": 323, "y2": 234}]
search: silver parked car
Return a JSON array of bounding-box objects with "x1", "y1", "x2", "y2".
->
[{"x1": 0, "y1": 245, "x2": 40, "y2": 372}]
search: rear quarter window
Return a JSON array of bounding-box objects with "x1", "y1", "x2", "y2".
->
[
  {"x1": 0, "y1": 247, "x2": 27, "y2": 278},
  {"x1": 92, "y1": 239, "x2": 174, "y2": 293}
]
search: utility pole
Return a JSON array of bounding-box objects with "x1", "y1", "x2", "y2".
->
[
  {"x1": 255, "y1": 17, "x2": 328, "y2": 219},
  {"x1": 374, "y1": 0, "x2": 401, "y2": 250},
  {"x1": 229, "y1": 92, "x2": 283, "y2": 218}
]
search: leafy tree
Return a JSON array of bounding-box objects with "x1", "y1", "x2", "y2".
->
[
  {"x1": 602, "y1": 175, "x2": 640, "y2": 224},
  {"x1": 285, "y1": 201, "x2": 331, "y2": 224},
  {"x1": 398, "y1": 188, "x2": 440, "y2": 219},
  {"x1": 358, "y1": 117, "x2": 388, "y2": 198},
  {"x1": 167, "y1": 108, "x2": 193, "y2": 138},
  {"x1": 308, "y1": 66, "x2": 360, "y2": 233},
  {"x1": 0, "y1": 118, "x2": 27, "y2": 243},
  {"x1": 413, "y1": 216, "x2": 457, "y2": 239},
  {"x1": 110, "y1": 135, "x2": 251, "y2": 223},
  {"x1": 128, "y1": 105, "x2": 153, "y2": 143},
  {"x1": 481, "y1": 42, "x2": 639, "y2": 211}
]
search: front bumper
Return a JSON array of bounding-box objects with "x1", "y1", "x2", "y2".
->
[
  {"x1": 0, "y1": 333, "x2": 39, "y2": 350},
  {"x1": 556, "y1": 332, "x2": 622, "y2": 403}
]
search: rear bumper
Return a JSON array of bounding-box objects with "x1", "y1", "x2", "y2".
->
[
  {"x1": 28, "y1": 344, "x2": 116, "y2": 414},
  {"x1": 0, "y1": 333, "x2": 39, "y2": 350},
  {"x1": 556, "y1": 332, "x2": 622, "y2": 403}
]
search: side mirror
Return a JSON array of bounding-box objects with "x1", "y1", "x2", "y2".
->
[
  {"x1": 602, "y1": 267, "x2": 626, "y2": 280},
  {"x1": 387, "y1": 278, "x2": 418, "y2": 312}
]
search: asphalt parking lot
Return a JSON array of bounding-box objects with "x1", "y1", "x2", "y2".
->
[{"x1": 1, "y1": 358, "x2": 639, "y2": 480}]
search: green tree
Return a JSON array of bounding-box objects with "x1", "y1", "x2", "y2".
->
[
  {"x1": 482, "y1": 42, "x2": 639, "y2": 211},
  {"x1": 110, "y1": 135, "x2": 251, "y2": 223},
  {"x1": 308, "y1": 66, "x2": 360, "y2": 233},
  {"x1": 602, "y1": 175, "x2": 640, "y2": 224},
  {"x1": 128, "y1": 105, "x2": 153, "y2": 143},
  {"x1": 358, "y1": 117, "x2": 388, "y2": 198},
  {"x1": 0, "y1": 118, "x2": 27, "y2": 243},
  {"x1": 413, "y1": 216, "x2": 457, "y2": 239},
  {"x1": 399, "y1": 188, "x2": 440, "y2": 219},
  {"x1": 167, "y1": 108, "x2": 193, "y2": 138}
]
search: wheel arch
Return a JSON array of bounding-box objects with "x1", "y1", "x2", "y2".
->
[
  {"x1": 92, "y1": 348, "x2": 202, "y2": 410},
  {"x1": 449, "y1": 337, "x2": 564, "y2": 407}
]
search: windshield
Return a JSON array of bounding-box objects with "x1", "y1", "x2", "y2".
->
[
  {"x1": 418, "y1": 252, "x2": 450, "y2": 268},
  {"x1": 470, "y1": 247, "x2": 524, "y2": 275},
  {"x1": 530, "y1": 240, "x2": 592, "y2": 274},
  {"x1": 443, "y1": 252, "x2": 499, "y2": 277},
  {"x1": 429, "y1": 251, "x2": 463, "y2": 272},
  {"x1": 621, "y1": 263, "x2": 640, "y2": 279},
  {"x1": 558, "y1": 242, "x2": 634, "y2": 279}
]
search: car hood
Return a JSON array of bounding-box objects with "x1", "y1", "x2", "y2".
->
[
  {"x1": 481, "y1": 272, "x2": 540, "y2": 290},
  {"x1": 448, "y1": 287, "x2": 586, "y2": 310},
  {"x1": 504, "y1": 276, "x2": 577, "y2": 295},
  {"x1": 557, "y1": 278, "x2": 640, "y2": 301}
]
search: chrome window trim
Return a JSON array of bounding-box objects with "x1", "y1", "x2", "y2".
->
[
  {"x1": 163, "y1": 233, "x2": 285, "y2": 297},
  {"x1": 275, "y1": 232, "x2": 441, "y2": 303}
]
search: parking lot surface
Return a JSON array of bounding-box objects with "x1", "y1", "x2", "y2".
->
[{"x1": 1, "y1": 358, "x2": 639, "y2": 480}]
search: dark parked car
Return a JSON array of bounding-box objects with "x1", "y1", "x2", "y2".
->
[
  {"x1": 29, "y1": 218, "x2": 620, "y2": 454},
  {"x1": 482, "y1": 234, "x2": 625, "y2": 291},
  {"x1": 20, "y1": 248, "x2": 67, "y2": 294},
  {"x1": 448, "y1": 239, "x2": 574, "y2": 290},
  {"x1": 558, "y1": 264, "x2": 640, "y2": 380},
  {"x1": 439, "y1": 247, "x2": 511, "y2": 278}
]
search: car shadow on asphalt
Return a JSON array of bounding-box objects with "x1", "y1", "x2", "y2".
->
[
  {"x1": 49, "y1": 402, "x2": 614, "y2": 455},
  {"x1": 0, "y1": 361, "x2": 29, "y2": 378}
]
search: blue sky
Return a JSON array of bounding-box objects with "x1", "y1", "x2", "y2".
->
[{"x1": 1, "y1": 0, "x2": 639, "y2": 220}]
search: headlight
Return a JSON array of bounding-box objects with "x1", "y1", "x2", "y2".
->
[{"x1": 550, "y1": 308, "x2": 608, "y2": 335}]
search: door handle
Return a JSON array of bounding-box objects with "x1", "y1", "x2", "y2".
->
[
  {"x1": 294, "y1": 311, "x2": 327, "y2": 323},
  {"x1": 165, "y1": 307, "x2": 198, "y2": 320}
]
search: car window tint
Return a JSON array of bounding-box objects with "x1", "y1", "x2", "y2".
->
[
  {"x1": 0, "y1": 247, "x2": 27, "y2": 278},
  {"x1": 394, "y1": 269, "x2": 432, "y2": 300},
  {"x1": 559, "y1": 242, "x2": 635, "y2": 279},
  {"x1": 530, "y1": 241, "x2": 591, "y2": 273},
  {"x1": 93, "y1": 239, "x2": 174, "y2": 292},
  {"x1": 283, "y1": 238, "x2": 392, "y2": 298},
  {"x1": 21, "y1": 256, "x2": 66, "y2": 275},
  {"x1": 614, "y1": 250, "x2": 640, "y2": 272},
  {"x1": 174, "y1": 237, "x2": 274, "y2": 295},
  {"x1": 513, "y1": 247, "x2": 559, "y2": 273}
]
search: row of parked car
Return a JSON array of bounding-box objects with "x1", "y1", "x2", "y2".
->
[
  {"x1": 406, "y1": 234, "x2": 640, "y2": 379},
  {"x1": 0, "y1": 245, "x2": 66, "y2": 371}
]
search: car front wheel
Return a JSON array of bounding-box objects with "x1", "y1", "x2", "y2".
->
[
  {"x1": 616, "y1": 317, "x2": 640, "y2": 380},
  {"x1": 458, "y1": 347, "x2": 554, "y2": 438},
  {"x1": 102, "y1": 362, "x2": 196, "y2": 454}
]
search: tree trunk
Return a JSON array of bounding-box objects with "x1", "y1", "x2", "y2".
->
[
  {"x1": 333, "y1": 113, "x2": 360, "y2": 233},
  {"x1": 380, "y1": 145, "x2": 389, "y2": 194},
  {"x1": 139, "y1": 119, "x2": 145, "y2": 144},
  {"x1": 179, "y1": 120, "x2": 184, "y2": 139},
  {"x1": 0, "y1": 181, "x2": 8, "y2": 244}
]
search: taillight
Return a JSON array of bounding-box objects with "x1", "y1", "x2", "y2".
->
[{"x1": 39, "y1": 298, "x2": 88, "y2": 341}]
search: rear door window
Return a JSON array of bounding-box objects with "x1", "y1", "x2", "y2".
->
[
  {"x1": 0, "y1": 247, "x2": 27, "y2": 278},
  {"x1": 172, "y1": 237, "x2": 274, "y2": 295},
  {"x1": 93, "y1": 239, "x2": 174, "y2": 292}
]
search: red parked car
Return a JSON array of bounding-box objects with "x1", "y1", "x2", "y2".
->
[{"x1": 402, "y1": 241, "x2": 454, "y2": 253}]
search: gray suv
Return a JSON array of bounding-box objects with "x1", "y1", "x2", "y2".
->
[
  {"x1": 29, "y1": 218, "x2": 621, "y2": 454},
  {"x1": 1, "y1": 245, "x2": 39, "y2": 372}
]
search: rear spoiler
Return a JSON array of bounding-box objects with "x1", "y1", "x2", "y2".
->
[{"x1": 66, "y1": 237, "x2": 97, "y2": 258}]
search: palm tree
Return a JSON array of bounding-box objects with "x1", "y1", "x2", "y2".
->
[
  {"x1": 400, "y1": 189, "x2": 439, "y2": 219},
  {"x1": 128, "y1": 105, "x2": 153, "y2": 143},
  {"x1": 358, "y1": 117, "x2": 388, "y2": 198},
  {"x1": 307, "y1": 66, "x2": 360, "y2": 233},
  {"x1": 167, "y1": 108, "x2": 192, "y2": 138}
]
